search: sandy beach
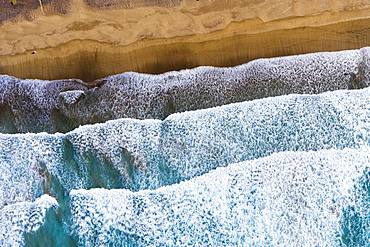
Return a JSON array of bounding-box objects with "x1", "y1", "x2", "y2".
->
[{"x1": 0, "y1": 0, "x2": 369, "y2": 81}]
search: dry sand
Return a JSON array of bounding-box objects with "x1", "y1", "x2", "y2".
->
[{"x1": 0, "y1": 0, "x2": 369, "y2": 81}]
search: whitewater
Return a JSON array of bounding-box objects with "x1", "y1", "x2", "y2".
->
[{"x1": 0, "y1": 48, "x2": 369, "y2": 246}]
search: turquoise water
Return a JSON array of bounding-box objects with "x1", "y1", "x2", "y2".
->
[
  {"x1": 339, "y1": 169, "x2": 370, "y2": 246},
  {"x1": 0, "y1": 86, "x2": 368, "y2": 246},
  {"x1": 67, "y1": 148, "x2": 370, "y2": 246}
]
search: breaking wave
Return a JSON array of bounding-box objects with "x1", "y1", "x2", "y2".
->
[
  {"x1": 69, "y1": 147, "x2": 370, "y2": 246},
  {"x1": 0, "y1": 48, "x2": 369, "y2": 246}
]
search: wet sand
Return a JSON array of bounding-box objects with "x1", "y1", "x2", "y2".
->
[{"x1": 0, "y1": 0, "x2": 369, "y2": 81}]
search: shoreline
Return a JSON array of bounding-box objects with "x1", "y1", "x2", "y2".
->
[{"x1": 0, "y1": 0, "x2": 369, "y2": 81}]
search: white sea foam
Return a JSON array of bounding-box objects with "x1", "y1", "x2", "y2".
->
[
  {"x1": 70, "y1": 147, "x2": 370, "y2": 246},
  {"x1": 0, "y1": 87, "x2": 368, "y2": 210},
  {"x1": 0, "y1": 195, "x2": 58, "y2": 247},
  {"x1": 1, "y1": 47, "x2": 369, "y2": 133}
]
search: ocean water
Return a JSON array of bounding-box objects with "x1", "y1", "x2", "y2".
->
[
  {"x1": 0, "y1": 88, "x2": 369, "y2": 208},
  {"x1": 0, "y1": 50, "x2": 369, "y2": 246},
  {"x1": 67, "y1": 148, "x2": 369, "y2": 246},
  {"x1": 0, "y1": 195, "x2": 57, "y2": 246},
  {"x1": 1, "y1": 47, "x2": 369, "y2": 134}
]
